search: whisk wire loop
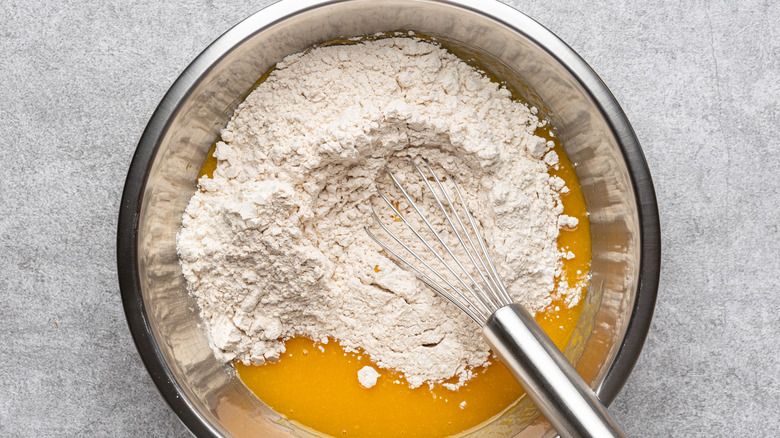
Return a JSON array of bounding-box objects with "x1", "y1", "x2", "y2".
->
[
  {"x1": 368, "y1": 160, "x2": 519, "y2": 324},
  {"x1": 364, "y1": 224, "x2": 484, "y2": 324},
  {"x1": 365, "y1": 209, "x2": 487, "y2": 324},
  {"x1": 450, "y1": 177, "x2": 515, "y2": 306},
  {"x1": 381, "y1": 165, "x2": 498, "y2": 316},
  {"x1": 412, "y1": 160, "x2": 507, "y2": 311},
  {"x1": 374, "y1": 183, "x2": 494, "y2": 318}
]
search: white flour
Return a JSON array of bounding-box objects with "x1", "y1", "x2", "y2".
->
[
  {"x1": 177, "y1": 37, "x2": 579, "y2": 389},
  {"x1": 358, "y1": 366, "x2": 381, "y2": 389}
]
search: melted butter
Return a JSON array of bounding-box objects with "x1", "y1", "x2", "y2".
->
[{"x1": 195, "y1": 33, "x2": 592, "y2": 438}]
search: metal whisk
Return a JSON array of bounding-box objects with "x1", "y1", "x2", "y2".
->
[{"x1": 365, "y1": 159, "x2": 625, "y2": 438}]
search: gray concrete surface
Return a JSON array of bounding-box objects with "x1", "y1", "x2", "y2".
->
[{"x1": 1, "y1": 0, "x2": 777, "y2": 436}]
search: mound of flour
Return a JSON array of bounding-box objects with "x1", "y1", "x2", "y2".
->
[{"x1": 177, "y1": 37, "x2": 577, "y2": 389}]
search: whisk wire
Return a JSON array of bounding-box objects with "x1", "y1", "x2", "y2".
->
[
  {"x1": 377, "y1": 166, "x2": 493, "y2": 315},
  {"x1": 381, "y1": 165, "x2": 498, "y2": 315},
  {"x1": 363, "y1": 225, "x2": 485, "y2": 324},
  {"x1": 368, "y1": 160, "x2": 520, "y2": 323},
  {"x1": 413, "y1": 160, "x2": 505, "y2": 311},
  {"x1": 366, "y1": 208, "x2": 487, "y2": 324},
  {"x1": 450, "y1": 178, "x2": 515, "y2": 306},
  {"x1": 374, "y1": 183, "x2": 493, "y2": 318},
  {"x1": 436, "y1": 176, "x2": 501, "y2": 299}
]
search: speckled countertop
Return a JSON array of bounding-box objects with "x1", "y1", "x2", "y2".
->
[{"x1": 1, "y1": 0, "x2": 778, "y2": 436}]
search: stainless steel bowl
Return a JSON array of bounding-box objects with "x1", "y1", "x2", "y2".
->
[{"x1": 117, "y1": 0, "x2": 660, "y2": 436}]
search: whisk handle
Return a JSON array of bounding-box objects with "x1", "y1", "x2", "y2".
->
[{"x1": 483, "y1": 303, "x2": 626, "y2": 438}]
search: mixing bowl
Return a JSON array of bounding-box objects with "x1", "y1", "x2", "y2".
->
[{"x1": 117, "y1": 0, "x2": 660, "y2": 436}]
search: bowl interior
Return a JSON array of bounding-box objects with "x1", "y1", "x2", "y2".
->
[{"x1": 121, "y1": 1, "x2": 658, "y2": 436}]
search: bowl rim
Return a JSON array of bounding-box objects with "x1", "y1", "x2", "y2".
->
[{"x1": 117, "y1": 0, "x2": 661, "y2": 436}]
